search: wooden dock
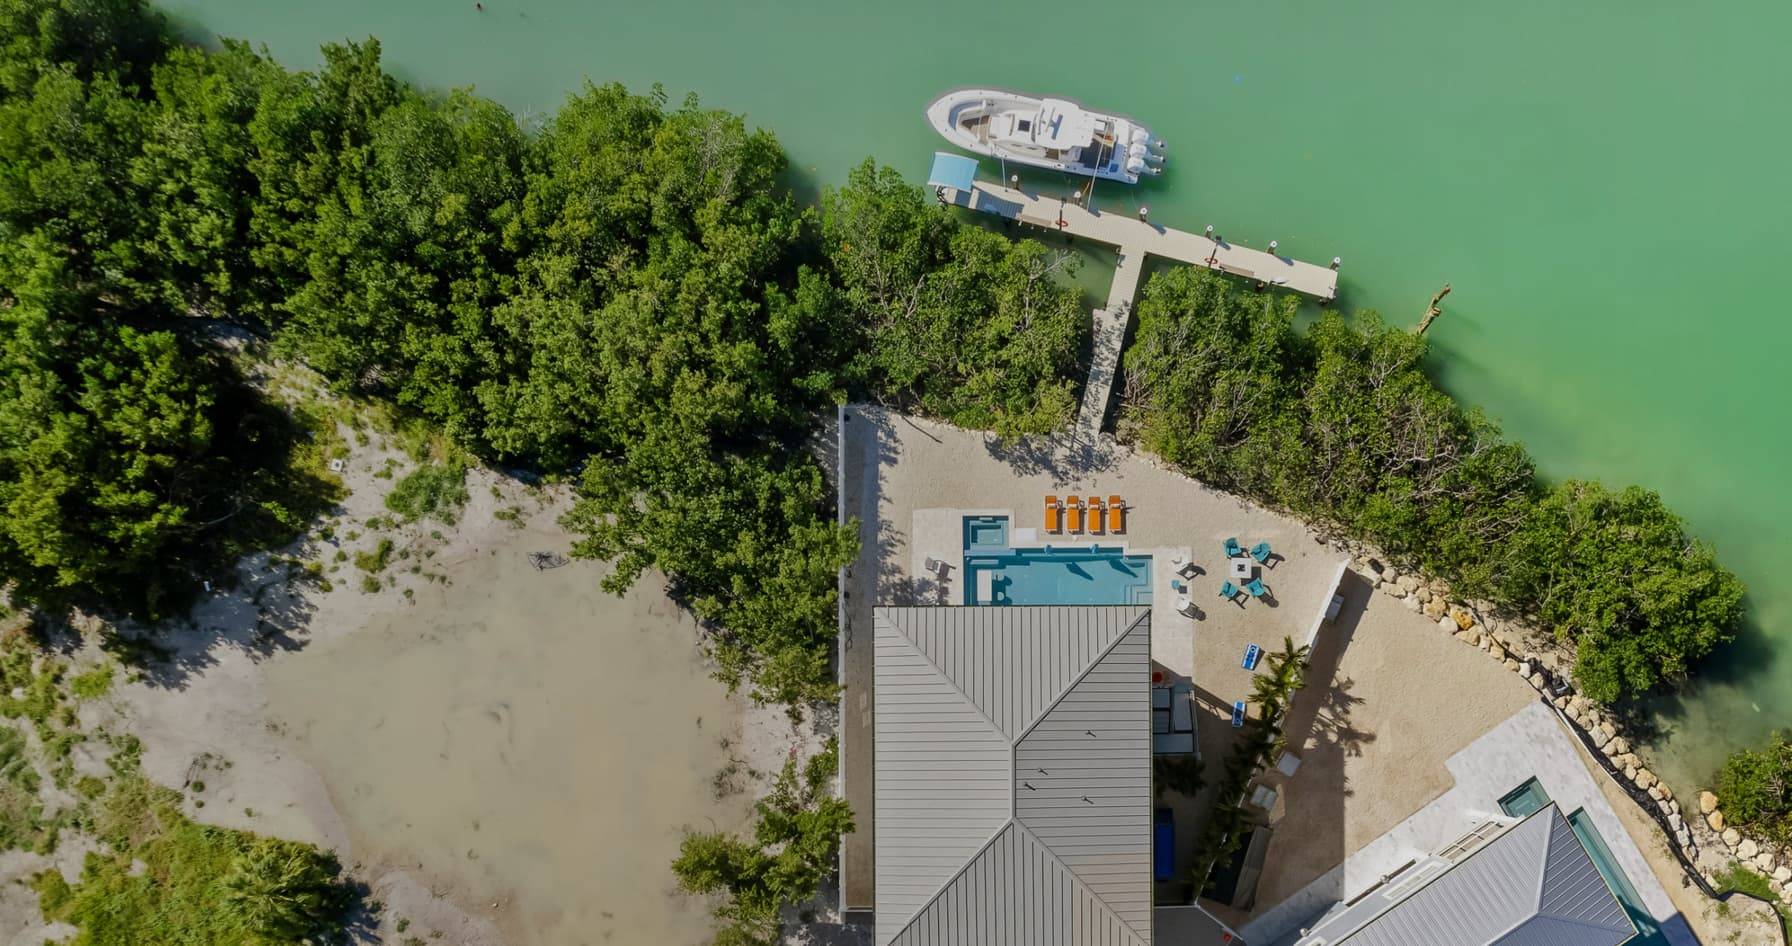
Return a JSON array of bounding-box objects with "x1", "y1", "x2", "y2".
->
[{"x1": 938, "y1": 179, "x2": 1339, "y2": 443}]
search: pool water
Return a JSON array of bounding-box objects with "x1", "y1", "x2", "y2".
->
[{"x1": 962, "y1": 516, "x2": 1152, "y2": 606}]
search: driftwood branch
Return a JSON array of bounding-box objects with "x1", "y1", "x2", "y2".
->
[{"x1": 1416, "y1": 283, "x2": 1453, "y2": 336}]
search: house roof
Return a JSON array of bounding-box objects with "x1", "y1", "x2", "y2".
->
[
  {"x1": 1329, "y1": 803, "x2": 1635, "y2": 946},
  {"x1": 873, "y1": 606, "x2": 1153, "y2": 946}
]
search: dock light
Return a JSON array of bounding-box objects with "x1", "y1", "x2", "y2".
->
[
  {"x1": 1010, "y1": 174, "x2": 1020, "y2": 188},
  {"x1": 1156, "y1": 139, "x2": 1167, "y2": 149},
  {"x1": 1138, "y1": 206, "x2": 1149, "y2": 221},
  {"x1": 1268, "y1": 240, "x2": 1279, "y2": 253},
  {"x1": 1204, "y1": 225, "x2": 1215, "y2": 238},
  {"x1": 1331, "y1": 256, "x2": 1342, "y2": 270}
]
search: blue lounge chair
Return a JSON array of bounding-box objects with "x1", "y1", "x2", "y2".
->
[
  {"x1": 1224, "y1": 537, "x2": 1243, "y2": 558},
  {"x1": 1242, "y1": 643, "x2": 1261, "y2": 670},
  {"x1": 1231, "y1": 700, "x2": 1247, "y2": 728},
  {"x1": 1250, "y1": 541, "x2": 1272, "y2": 564},
  {"x1": 1245, "y1": 578, "x2": 1268, "y2": 598},
  {"x1": 1218, "y1": 580, "x2": 1237, "y2": 600}
]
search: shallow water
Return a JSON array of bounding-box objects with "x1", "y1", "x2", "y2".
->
[
  {"x1": 267, "y1": 521, "x2": 748, "y2": 946},
  {"x1": 165, "y1": 0, "x2": 1792, "y2": 789}
]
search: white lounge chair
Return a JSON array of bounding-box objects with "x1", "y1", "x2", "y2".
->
[{"x1": 1176, "y1": 596, "x2": 1197, "y2": 618}]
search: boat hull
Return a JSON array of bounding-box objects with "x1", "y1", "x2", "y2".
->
[{"x1": 925, "y1": 87, "x2": 1159, "y2": 185}]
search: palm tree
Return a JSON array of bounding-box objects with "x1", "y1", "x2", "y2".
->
[{"x1": 221, "y1": 837, "x2": 347, "y2": 940}]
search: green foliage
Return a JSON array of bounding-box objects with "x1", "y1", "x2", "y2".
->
[
  {"x1": 384, "y1": 461, "x2": 468, "y2": 523},
  {"x1": 1716, "y1": 733, "x2": 1792, "y2": 845},
  {"x1": 1191, "y1": 637, "x2": 1307, "y2": 887},
  {"x1": 1123, "y1": 269, "x2": 1743, "y2": 702},
  {"x1": 1153, "y1": 753, "x2": 1203, "y2": 800},
  {"x1": 821, "y1": 159, "x2": 1084, "y2": 436},
  {"x1": 672, "y1": 739, "x2": 853, "y2": 946},
  {"x1": 67, "y1": 665, "x2": 113, "y2": 700},
  {"x1": 221, "y1": 837, "x2": 354, "y2": 941},
  {"x1": 353, "y1": 537, "x2": 394, "y2": 574}
]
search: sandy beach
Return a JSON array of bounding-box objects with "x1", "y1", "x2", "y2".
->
[{"x1": 101, "y1": 425, "x2": 820, "y2": 945}]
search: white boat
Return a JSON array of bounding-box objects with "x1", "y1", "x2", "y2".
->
[{"x1": 925, "y1": 88, "x2": 1164, "y2": 184}]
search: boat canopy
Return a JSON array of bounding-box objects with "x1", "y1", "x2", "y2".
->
[
  {"x1": 1035, "y1": 98, "x2": 1099, "y2": 147},
  {"x1": 927, "y1": 151, "x2": 979, "y2": 192}
]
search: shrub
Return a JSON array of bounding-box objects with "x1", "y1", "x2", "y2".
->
[
  {"x1": 385, "y1": 462, "x2": 469, "y2": 524},
  {"x1": 1716, "y1": 734, "x2": 1792, "y2": 845}
]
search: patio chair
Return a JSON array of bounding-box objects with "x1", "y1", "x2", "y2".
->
[
  {"x1": 1066, "y1": 498, "x2": 1085, "y2": 534},
  {"x1": 1085, "y1": 496, "x2": 1105, "y2": 535},
  {"x1": 1107, "y1": 495, "x2": 1125, "y2": 534},
  {"x1": 924, "y1": 556, "x2": 942, "y2": 575},
  {"x1": 1245, "y1": 577, "x2": 1267, "y2": 598},
  {"x1": 1176, "y1": 596, "x2": 1197, "y2": 618},
  {"x1": 1231, "y1": 700, "x2": 1247, "y2": 728},
  {"x1": 1224, "y1": 536, "x2": 1243, "y2": 558},
  {"x1": 1044, "y1": 495, "x2": 1062, "y2": 533},
  {"x1": 1250, "y1": 541, "x2": 1272, "y2": 564},
  {"x1": 1218, "y1": 580, "x2": 1238, "y2": 600},
  {"x1": 1175, "y1": 560, "x2": 1199, "y2": 580},
  {"x1": 1242, "y1": 643, "x2": 1261, "y2": 670}
]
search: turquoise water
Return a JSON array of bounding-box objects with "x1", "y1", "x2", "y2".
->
[
  {"x1": 155, "y1": 0, "x2": 1792, "y2": 790},
  {"x1": 963, "y1": 515, "x2": 1009, "y2": 551},
  {"x1": 962, "y1": 517, "x2": 1152, "y2": 606}
]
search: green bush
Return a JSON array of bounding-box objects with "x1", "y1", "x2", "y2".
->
[
  {"x1": 384, "y1": 462, "x2": 469, "y2": 524},
  {"x1": 1716, "y1": 734, "x2": 1792, "y2": 845},
  {"x1": 1121, "y1": 269, "x2": 1744, "y2": 702}
]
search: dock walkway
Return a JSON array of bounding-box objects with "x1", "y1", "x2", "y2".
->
[{"x1": 939, "y1": 180, "x2": 1339, "y2": 443}]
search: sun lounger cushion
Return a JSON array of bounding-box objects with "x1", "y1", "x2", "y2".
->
[
  {"x1": 1107, "y1": 495, "x2": 1124, "y2": 533},
  {"x1": 1085, "y1": 497, "x2": 1104, "y2": 534},
  {"x1": 1045, "y1": 496, "x2": 1061, "y2": 533}
]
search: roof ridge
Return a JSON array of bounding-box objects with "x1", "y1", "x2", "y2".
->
[
  {"x1": 886, "y1": 818, "x2": 1019, "y2": 945},
  {"x1": 1010, "y1": 818, "x2": 1149, "y2": 943},
  {"x1": 1011, "y1": 607, "x2": 1150, "y2": 744},
  {"x1": 877, "y1": 611, "x2": 1011, "y2": 744}
]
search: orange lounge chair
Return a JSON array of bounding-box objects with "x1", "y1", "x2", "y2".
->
[
  {"x1": 1085, "y1": 496, "x2": 1105, "y2": 535},
  {"x1": 1044, "y1": 495, "x2": 1063, "y2": 533},
  {"x1": 1107, "y1": 495, "x2": 1125, "y2": 534},
  {"x1": 1066, "y1": 497, "x2": 1085, "y2": 533}
]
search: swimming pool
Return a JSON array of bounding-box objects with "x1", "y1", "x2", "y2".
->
[
  {"x1": 1498, "y1": 780, "x2": 1660, "y2": 946},
  {"x1": 961, "y1": 516, "x2": 1152, "y2": 606}
]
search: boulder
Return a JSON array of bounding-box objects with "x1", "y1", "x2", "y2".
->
[
  {"x1": 1634, "y1": 769, "x2": 1657, "y2": 791},
  {"x1": 1739, "y1": 838, "x2": 1760, "y2": 860},
  {"x1": 1450, "y1": 607, "x2": 1475, "y2": 631},
  {"x1": 1438, "y1": 617, "x2": 1456, "y2": 632},
  {"x1": 1503, "y1": 659, "x2": 1521, "y2": 672},
  {"x1": 1423, "y1": 596, "x2": 1448, "y2": 620},
  {"x1": 1589, "y1": 728, "x2": 1612, "y2": 750},
  {"x1": 1396, "y1": 574, "x2": 1420, "y2": 593},
  {"x1": 1607, "y1": 737, "x2": 1630, "y2": 756},
  {"x1": 1668, "y1": 812, "x2": 1684, "y2": 832},
  {"x1": 1757, "y1": 852, "x2": 1777, "y2": 872},
  {"x1": 1707, "y1": 810, "x2": 1725, "y2": 832},
  {"x1": 1675, "y1": 828, "x2": 1691, "y2": 848},
  {"x1": 1649, "y1": 785, "x2": 1665, "y2": 802},
  {"x1": 1487, "y1": 639, "x2": 1507, "y2": 662},
  {"x1": 1782, "y1": 886, "x2": 1792, "y2": 906},
  {"x1": 1723, "y1": 827, "x2": 1741, "y2": 848},
  {"x1": 1402, "y1": 594, "x2": 1422, "y2": 612},
  {"x1": 1624, "y1": 765, "x2": 1638, "y2": 781},
  {"x1": 1415, "y1": 587, "x2": 1433, "y2": 604},
  {"x1": 1454, "y1": 629, "x2": 1480, "y2": 647},
  {"x1": 1528, "y1": 672, "x2": 1547, "y2": 690},
  {"x1": 1776, "y1": 866, "x2": 1792, "y2": 884}
]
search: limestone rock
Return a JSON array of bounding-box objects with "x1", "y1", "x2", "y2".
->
[
  {"x1": 1634, "y1": 769, "x2": 1657, "y2": 791},
  {"x1": 1723, "y1": 828, "x2": 1741, "y2": 847},
  {"x1": 1415, "y1": 587, "x2": 1433, "y2": 604},
  {"x1": 1707, "y1": 810, "x2": 1725, "y2": 832},
  {"x1": 1396, "y1": 574, "x2": 1420, "y2": 593},
  {"x1": 1649, "y1": 785, "x2": 1665, "y2": 802},
  {"x1": 1503, "y1": 658, "x2": 1520, "y2": 672},
  {"x1": 1528, "y1": 672, "x2": 1547, "y2": 690},
  {"x1": 1757, "y1": 852, "x2": 1776, "y2": 871},
  {"x1": 1438, "y1": 616, "x2": 1456, "y2": 632},
  {"x1": 1589, "y1": 728, "x2": 1612, "y2": 750},
  {"x1": 1402, "y1": 594, "x2": 1421, "y2": 612},
  {"x1": 1675, "y1": 828, "x2": 1691, "y2": 848},
  {"x1": 1739, "y1": 838, "x2": 1760, "y2": 860},
  {"x1": 1782, "y1": 886, "x2": 1792, "y2": 905},
  {"x1": 1624, "y1": 765, "x2": 1638, "y2": 781},
  {"x1": 1776, "y1": 866, "x2": 1792, "y2": 884},
  {"x1": 1450, "y1": 606, "x2": 1475, "y2": 631},
  {"x1": 1607, "y1": 737, "x2": 1630, "y2": 756},
  {"x1": 1487, "y1": 639, "x2": 1506, "y2": 662},
  {"x1": 1423, "y1": 596, "x2": 1448, "y2": 620},
  {"x1": 1668, "y1": 812, "x2": 1684, "y2": 832}
]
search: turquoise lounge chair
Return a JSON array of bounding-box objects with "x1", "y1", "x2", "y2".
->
[
  {"x1": 1245, "y1": 578, "x2": 1267, "y2": 598},
  {"x1": 1219, "y1": 580, "x2": 1238, "y2": 599},
  {"x1": 1224, "y1": 537, "x2": 1243, "y2": 558},
  {"x1": 1250, "y1": 541, "x2": 1272, "y2": 564}
]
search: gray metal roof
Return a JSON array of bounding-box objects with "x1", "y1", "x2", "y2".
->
[
  {"x1": 874, "y1": 606, "x2": 1153, "y2": 946},
  {"x1": 1325, "y1": 804, "x2": 1635, "y2": 946}
]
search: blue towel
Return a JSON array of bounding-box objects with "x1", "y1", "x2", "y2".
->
[
  {"x1": 1231, "y1": 700, "x2": 1247, "y2": 728},
  {"x1": 1243, "y1": 643, "x2": 1261, "y2": 670}
]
